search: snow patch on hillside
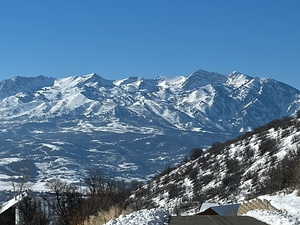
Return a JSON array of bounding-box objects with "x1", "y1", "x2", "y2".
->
[
  {"x1": 259, "y1": 191, "x2": 300, "y2": 218},
  {"x1": 246, "y1": 210, "x2": 299, "y2": 225},
  {"x1": 104, "y1": 208, "x2": 169, "y2": 225}
]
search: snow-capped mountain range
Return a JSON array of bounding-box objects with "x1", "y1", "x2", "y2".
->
[{"x1": 0, "y1": 69, "x2": 299, "y2": 190}]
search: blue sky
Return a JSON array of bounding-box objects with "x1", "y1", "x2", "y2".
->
[{"x1": 0, "y1": 1, "x2": 299, "y2": 88}]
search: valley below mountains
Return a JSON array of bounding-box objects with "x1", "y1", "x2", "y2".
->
[{"x1": 0, "y1": 69, "x2": 300, "y2": 190}]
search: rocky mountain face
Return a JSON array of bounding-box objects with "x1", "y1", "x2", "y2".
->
[
  {"x1": 131, "y1": 115, "x2": 300, "y2": 211},
  {"x1": 0, "y1": 75, "x2": 55, "y2": 100},
  {"x1": 0, "y1": 69, "x2": 299, "y2": 190}
]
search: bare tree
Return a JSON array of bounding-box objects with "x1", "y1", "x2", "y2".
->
[
  {"x1": 47, "y1": 180, "x2": 84, "y2": 225},
  {"x1": 11, "y1": 175, "x2": 31, "y2": 196},
  {"x1": 46, "y1": 174, "x2": 136, "y2": 225},
  {"x1": 18, "y1": 193, "x2": 49, "y2": 225}
]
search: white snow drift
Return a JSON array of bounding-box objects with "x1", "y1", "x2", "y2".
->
[{"x1": 104, "y1": 208, "x2": 169, "y2": 225}]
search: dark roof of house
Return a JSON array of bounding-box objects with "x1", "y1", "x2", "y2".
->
[
  {"x1": 169, "y1": 216, "x2": 268, "y2": 225},
  {"x1": 198, "y1": 208, "x2": 219, "y2": 216}
]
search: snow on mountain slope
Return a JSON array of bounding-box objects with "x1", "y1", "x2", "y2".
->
[
  {"x1": 246, "y1": 210, "x2": 298, "y2": 225},
  {"x1": 0, "y1": 69, "x2": 300, "y2": 191},
  {"x1": 131, "y1": 115, "x2": 300, "y2": 212},
  {"x1": 0, "y1": 70, "x2": 299, "y2": 131}
]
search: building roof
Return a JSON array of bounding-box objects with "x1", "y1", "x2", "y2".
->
[
  {"x1": 0, "y1": 192, "x2": 27, "y2": 215},
  {"x1": 199, "y1": 202, "x2": 220, "y2": 213},
  {"x1": 199, "y1": 202, "x2": 241, "y2": 216}
]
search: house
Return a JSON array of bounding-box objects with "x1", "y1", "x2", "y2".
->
[
  {"x1": 0, "y1": 192, "x2": 27, "y2": 225},
  {"x1": 197, "y1": 199, "x2": 281, "y2": 216},
  {"x1": 197, "y1": 202, "x2": 241, "y2": 216},
  {"x1": 0, "y1": 192, "x2": 56, "y2": 225}
]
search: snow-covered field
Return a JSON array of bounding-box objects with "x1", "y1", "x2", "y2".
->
[
  {"x1": 246, "y1": 191, "x2": 300, "y2": 225},
  {"x1": 104, "y1": 208, "x2": 169, "y2": 225}
]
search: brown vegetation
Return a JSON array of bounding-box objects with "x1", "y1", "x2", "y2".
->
[
  {"x1": 45, "y1": 173, "x2": 136, "y2": 225},
  {"x1": 83, "y1": 206, "x2": 132, "y2": 225}
]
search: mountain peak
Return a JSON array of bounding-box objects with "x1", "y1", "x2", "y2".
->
[
  {"x1": 182, "y1": 69, "x2": 226, "y2": 89},
  {"x1": 228, "y1": 71, "x2": 253, "y2": 79},
  {"x1": 54, "y1": 73, "x2": 113, "y2": 89},
  {"x1": 114, "y1": 77, "x2": 140, "y2": 86},
  {"x1": 226, "y1": 71, "x2": 256, "y2": 88},
  {"x1": 80, "y1": 73, "x2": 107, "y2": 82},
  {"x1": 81, "y1": 72, "x2": 99, "y2": 79},
  {"x1": 230, "y1": 70, "x2": 242, "y2": 75}
]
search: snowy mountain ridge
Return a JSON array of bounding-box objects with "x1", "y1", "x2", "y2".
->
[
  {"x1": 0, "y1": 69, "x2": 300, "y2": 190},
  {"x1": 1, "y1": 70, "x2": 299, "y2": 129}
]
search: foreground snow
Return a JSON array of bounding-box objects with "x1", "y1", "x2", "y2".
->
[
  {"x1": 104, "y1": 208, "x2": 169, "y2": 225},
  {"x1": 246, "y1": 191, "x2": 300, "y2": 225},
  {"x1": 246, "y1": 210, "x2": 299, "y2": 225},
  {"x1": 258, "y1": 191, "x2": 300, "y2": 218}
]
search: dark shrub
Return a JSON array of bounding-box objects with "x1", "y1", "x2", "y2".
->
[
  {"x1": 281, "y1": 129, "x2": 291, "y2": 138},
  {"x1": 291, "y1": 135, "x2": 300, "y2": 144},
  {"x1": 188, "y1": 167, "x2": 198, "y2": 180},
  {"x1": 168, "y1": 184, "x2": 182, "y2": 199},
  {"x1": 226, "y1": 158, "x2": 240, "y2": 174},
  {"x1": 190, "y1": 148, "x2": 203, "y2": 160},
  {"x1": 201, "y1": 173, "x2": 214, "y2": 184},
  {"x1": 210, "y1": 142, "x2": 225, "y2": 155},
  {"x1": 259, "y1": 138, "x2": 278, "y2": 156},
  {"x1": 244, "y1": 146, "x2": 255, "y2": 160},
  {"x1": 18, "y1": 195, "x2": 49, "y2": 225},
  {"x1": 222, "y1": 173, "x2": 241, "y2": 188}
]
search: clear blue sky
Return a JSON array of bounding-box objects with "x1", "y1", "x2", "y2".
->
[{"x1": 0, "y1": 1, "x2": 299, "y2": 88}]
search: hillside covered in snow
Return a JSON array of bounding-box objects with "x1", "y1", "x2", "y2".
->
[
  {"x1": 0, "y1": 69, "x2": 300, "y2": 190},
  {"x1": 131, "y1": 115, "x2": 300, "y2": 212}
]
